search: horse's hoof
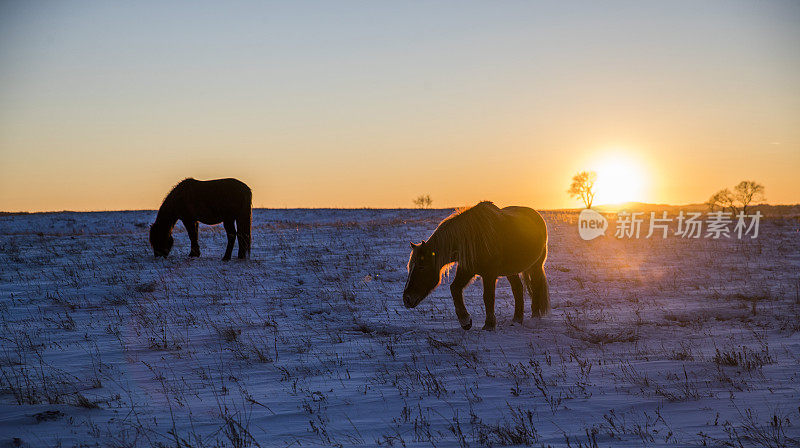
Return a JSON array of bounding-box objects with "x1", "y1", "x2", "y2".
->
[
  {"x1": 512, "y1": 315, "x2": 524, "y2": 325},
  {"x1": 482, "y1": 322, "x2": 496, "y2": 331},
  {"x1": 460, "y1": 317, "x2": 472, "y2": 330},
  {"x1": 189, "y1": 253, "x2": 200, "y2": 258}
]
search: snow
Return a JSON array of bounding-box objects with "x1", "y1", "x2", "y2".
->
[{"x1": 0, "y1": 209, "x2": 798, "y2": 447}]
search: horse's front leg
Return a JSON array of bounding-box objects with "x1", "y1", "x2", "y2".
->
[
  {"x1": 481, "y1": 274, "x2": 498, "y2": 330},
  {"x1": 184, "y1": 220, "x2": 200, "y2": 257},
  {"x1": 450, "y1": 267, "x2": 474, "y2": 330}
]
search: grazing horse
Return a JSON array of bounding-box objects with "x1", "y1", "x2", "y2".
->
[
  {"x1": 149, "y1": 178, "x2": 252, "y2": 260},
  {"x1": 403, "y1": 201, "x2": 549, "y2": 330}
]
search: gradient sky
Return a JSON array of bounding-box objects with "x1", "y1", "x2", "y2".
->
[{"x1": 1, "y1": 1, "x2": 798, "y2": 211}]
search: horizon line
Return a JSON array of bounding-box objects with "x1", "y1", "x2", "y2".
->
[{"x1": 2, "y1": 202, "x2": 797, "y2": 215}]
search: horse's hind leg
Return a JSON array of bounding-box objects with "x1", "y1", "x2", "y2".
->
[
  {"x1": 235, "y1": 209, "x2": 251, "y2": 260},
  {"x1": 524, "y1": 256, "x2": 550, "y2": 317},
  {"x1": 222, "y1": 220, "x2": 236, "y2": 261},
  {"x1": 507, "y1": 274, "x2": 524, "y2": 324},
  {"x1": 481, "y1": 275, "x2": 498, "y2": 331}
]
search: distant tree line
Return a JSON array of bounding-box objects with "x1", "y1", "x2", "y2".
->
[{"x1": 565, "y1": 169, "x2": 766, "y2": 213}]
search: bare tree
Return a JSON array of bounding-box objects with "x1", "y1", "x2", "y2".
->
[
  {"x1": 413, "y1": 194, "x2": 433, "y2": 209},
  {"x1": 567, "y1": 171, "x2": 597, "y2": 209},
  {"x1": 733, "y1": 180, "x2": 765, "y2": 214},
  {"x1": 707, "y1": 181, "x2": 765, "y2": 215},
  {"x1": 706, "y1": 188, "x2": 738, "y2": 214}
]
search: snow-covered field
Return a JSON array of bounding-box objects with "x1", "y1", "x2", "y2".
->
[{"x1": 1, "y1": 209, "x2": 798, "y2": 447}]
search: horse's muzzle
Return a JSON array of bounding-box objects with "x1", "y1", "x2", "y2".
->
[{"x1": 403, "y1": 293, "x2": 421, "y2": 309}]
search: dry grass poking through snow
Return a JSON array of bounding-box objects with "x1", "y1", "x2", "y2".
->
[{"x1": 0, "y1": 209, "x2": 798, "y2": 447}]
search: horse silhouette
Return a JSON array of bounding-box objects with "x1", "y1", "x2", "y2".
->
[
  {"x1": 403, "y1": 201, "x2": 549, "y2": 330},
  {"x1": 150, "y1": 178, "x2": 252, "y2": 260}
]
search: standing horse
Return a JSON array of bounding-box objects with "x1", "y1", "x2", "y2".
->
[
  {"x1": 402, "y1": 201, "x2": 549, "y2": 330},
  {"x1": 149, "y1": 178, "x2": 252, "y2": 260}
]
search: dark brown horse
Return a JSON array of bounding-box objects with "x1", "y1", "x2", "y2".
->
[
  {"x1": 150, "y1": 178, "x2": 252, "y2": 260},
  {"x1": 403, "y1": 201, "x2": 549, "y2": 330}
]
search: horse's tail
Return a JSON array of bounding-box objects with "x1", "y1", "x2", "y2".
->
[
  {"x1": 238, "y1": 185, "x2": 253, "y2": 259},
  {"x1": 523, "y1": 250, "x2": 550, "y2": 317}
]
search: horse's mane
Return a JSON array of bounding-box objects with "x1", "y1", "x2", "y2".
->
[
  {"x1": 154, "y1": 178, "x2": 195, "y2": 225},
  {"x1": 164, "y1": 178, "x2": 195, "y2": 201},
  {"x1": 429, "y1": 201, "x2": 502, "y2": 272}
]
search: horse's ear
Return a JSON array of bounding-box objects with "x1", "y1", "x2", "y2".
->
[{"x1": 410, "y1": 242, "x2": 419, "y2": 249}]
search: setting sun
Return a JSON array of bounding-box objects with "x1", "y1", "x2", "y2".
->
[{"x1": 592, "y1": 153, "x2": 647, "y2": 205}]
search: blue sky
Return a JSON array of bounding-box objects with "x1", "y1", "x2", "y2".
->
[{"x1": 1, "y1": 1, "x2": 798, "y2": 210}]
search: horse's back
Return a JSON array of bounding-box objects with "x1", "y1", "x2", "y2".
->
[
  {"x1": 497, "y1": 206, "x2": 547, "y2": 270},
  {"x1": 173, "y1": 178, "x2": 252, "y2": 224},
  {"x1": 184, "y1": 178, "x2": 249, "y2": 194},
  {"x1": 183, "y1": 178, "x2": 249, "y2": 197},
  {"x1": 500, "y1": 206, "x2": 546, "y2": 235}
]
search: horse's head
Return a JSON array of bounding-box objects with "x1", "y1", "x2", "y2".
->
[
  {"x1": 403, "y1": 241, "x2": 440, "y2": 308},
  {"x1": 149, "y1": 225, "x2": 173, "y2": 258}
]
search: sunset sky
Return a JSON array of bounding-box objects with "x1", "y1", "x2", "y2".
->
[{"x1": 1, "y1": 1, "x2": 798, "y2": 211}]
